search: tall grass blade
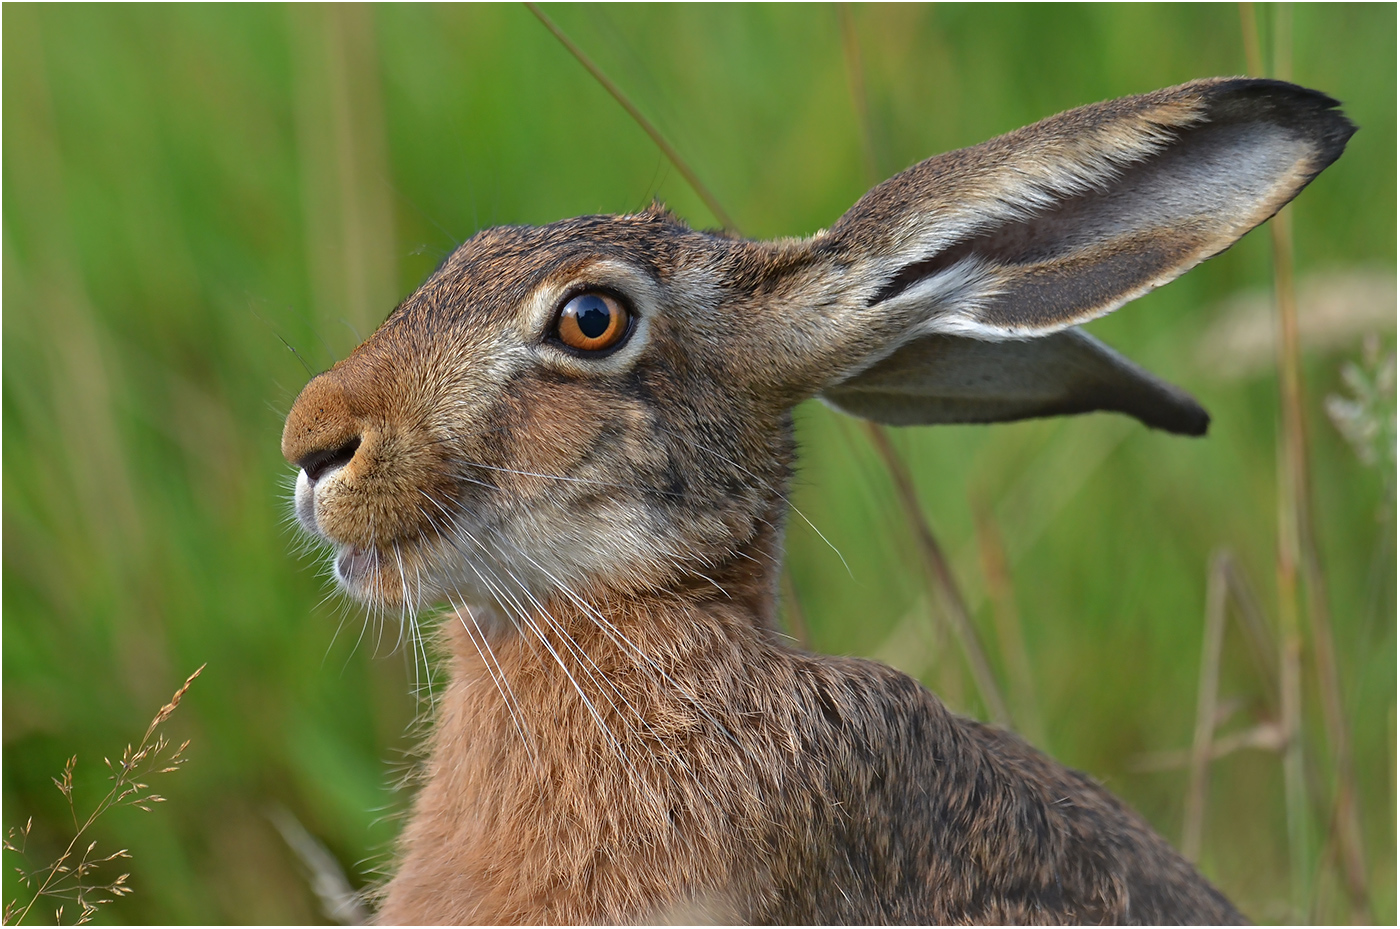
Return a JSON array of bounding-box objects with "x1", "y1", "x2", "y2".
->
[
  {"x1": 1183, "y1": 553, "x2": 1230, "y2": 861},
  {"x1": 1241, "y1": 3, "x2": 1373, "y2": 919},
  {"x1": 524, "y1": 3, "x2": 737, "y2": 232},
  {"x1": 863, "y1": 424, "x2": 1011, "y2": 728},
  {"x1": 971, "y1": 499, "x2": 1044, "y2": 744}
]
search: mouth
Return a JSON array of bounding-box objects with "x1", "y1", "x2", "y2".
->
[
  {"x1": 334, "y1": 545, "x2": 377, "y2": 588},
  {"x1": 328, "y1": 538, "x2": 447, "y2": 611},
  {"x1": 331, "y1": 542, "x2": 424, "y2": 610}
]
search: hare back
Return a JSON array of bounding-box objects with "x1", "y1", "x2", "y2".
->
[{"x1": 376, "y1": 594, "x2": 1243, "y2": 925}]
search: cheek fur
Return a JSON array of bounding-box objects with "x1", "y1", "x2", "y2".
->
[{"x1": 488, "y1": 377, "x2": 640, "y2": 499}]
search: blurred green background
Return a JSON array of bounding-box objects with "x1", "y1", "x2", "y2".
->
[{"x1": 3, "y1": 3, "x2": 1394, "y2": 924}]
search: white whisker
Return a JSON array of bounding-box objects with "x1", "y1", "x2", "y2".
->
[
  {"x1": 657, "y1": 426, "x2": 851, "y2": 577},
  {"x1": 489, "y1": 534, "x2": 755, "y2": 763},
  {"x1": 448, "y1": 458, "x2": 688, "y2": 499}
]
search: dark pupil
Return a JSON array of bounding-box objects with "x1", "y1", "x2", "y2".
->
[{"x1": 574, "y1": 296, "x2": 612, "y2": 339}]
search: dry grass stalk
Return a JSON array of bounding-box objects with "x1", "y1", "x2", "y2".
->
[
  {"x1": 862, "y1": 424, "x2": 1012, "y2": 728},
  {"x1": 1182, "y1": 553, "x2": 1231, "y2": 860},
  {"x1": 524, "y1": 3, "x2": 737, "y2": 233},
  {"x1": 3, "y1": 666, "x2": 204, "y2": 926},
  {"x1": 1220, "y1": 553, "x2": 1281, "y2": 712},
  {"x1": 532, "y1": 9, "x2": 1004, "y2": 726},
  {"x1": 1238, "y1": 4, "x2": 1312, "y2": 912},
  {"x1": 971, "y1": 499, "x2": 1045, "y2": 745},
  {"x1": 1273, "y1": 204, "x2": 1372, "y2": 923},
  {"x1": 1239, "y1": 4, "x2": 1372, "y2": 919},
  {"x1": 1131, "y1": 722, "x2": 1287, "y2": 773},
  {"x1": 268, "y1": 806, "x2": 369, "y2": 926},
  {"x1": 1131, "y1": 550, "x2": 1288, "y2": 776}
]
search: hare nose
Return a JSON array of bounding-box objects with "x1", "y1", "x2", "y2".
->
[
  {"x1": 282, "y1": 370, "x2": 364, "y2": 481},
  {"x1": 298, "y1": 435, "x2": 362, "y2": 483}
]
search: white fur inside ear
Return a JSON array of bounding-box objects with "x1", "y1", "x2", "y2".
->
[
  {"x1": 875, "y1": 255, "x2": 1020, "y2": 341},
  {"x1": 1028, "y1": 122, "x2": 1315, "y2": 248},
  {"x1": 867, "y1": 122, "x2": 1316, "y2": 343},
  {"x1": 872, "y1": 117, "x2": 1185, "y2": 274}
]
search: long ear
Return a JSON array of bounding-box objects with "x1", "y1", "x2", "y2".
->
[
  {"x1": 822, "y1": 328, "x2": 1211, "y2": 435},
  {"x1": 768, "y1": 78, "x2": 1353, "y2": 432}
]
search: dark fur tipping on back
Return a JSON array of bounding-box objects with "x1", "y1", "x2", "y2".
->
[
  {"x1": 373, "y1": 590, "x2": 1245, "y2": 925},
  {"x1": 281, "y1": 79, "x2": 1352, "y2": 924}
]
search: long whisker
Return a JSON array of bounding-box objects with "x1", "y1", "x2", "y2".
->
[
  {"x1": 404, "y1": 542, "x2": 438, "y2": 711},
  {"x1": 449, "y1": 591, "x2": 543, "y2": 778},
  {"x1": 457, "y1": 529, "x2": 631, "y2": 765},
  {"x1": 446, "y1": 459, "x2": 688, "y2": 500},
  {"x1": 393, "y1": 542, "x2": 428, "y2": 707},
  {"x1": 476, "y1": 535, "x2": 723, "y2": 814},
  {"x1": 415, "y1": 495, "x2": 539, "y2": 659},
  {"x1": 412, "y1": 476, "x2": 747, "y2": 802},
  {"x1": 486, "y1": 548, "x2": 654, "y2": 733},
  {"x1": 418, "y1": 492, "x2": 635, "y2": 769},
  {"x1": 491, "y1": 534, "x2": 755, "y2": 762},
  {"x1": 478, "y1": 551, "x2": 681, "y2": 806},
  {"x1": 657, "y1": 426, "x2": 851, "y2": 576},
  {"x1": 406, "y1": 501, "x2": 546, "y2": 783},
  {"x1": 365, "y1": 513, "x2": 393, "y2": 659}
]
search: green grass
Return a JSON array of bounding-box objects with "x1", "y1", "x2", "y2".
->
[{"x1": 4, "y1": 4, "x2": 1394, "y2": 924}]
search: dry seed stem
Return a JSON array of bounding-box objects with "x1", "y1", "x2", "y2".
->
[
  {"x1": 1183, "y1": 552, "x2": 1231, "y2": 860},
  {"x1": 1239, "y1": 4, "x2": 1372, "y2": 919},
  {"x1": 525, "y1": 3, "x2": 737, "y2": 233},
  {"x1": 863, "y1": 423, "x2": 1011, "y2": 728},
  {"x1": 5, "y1": 667, "x2": 202, "y2": 926}
]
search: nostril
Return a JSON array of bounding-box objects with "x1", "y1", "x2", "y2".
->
[{"x1": 298, "y1": 436, "x2": 362, "y2": 484}]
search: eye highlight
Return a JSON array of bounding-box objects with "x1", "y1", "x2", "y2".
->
[{"x1": 554, "y1": 292, "x2": 631, "y2": 352}]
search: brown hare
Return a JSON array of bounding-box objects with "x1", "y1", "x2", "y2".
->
[{"x1": 283, "y1": 78, "x2": 1351, "y2": 924}]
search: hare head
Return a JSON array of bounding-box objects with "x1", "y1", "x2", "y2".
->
[{"x1": 283, "y1": 78, "x2": 1350, "y2": 626}]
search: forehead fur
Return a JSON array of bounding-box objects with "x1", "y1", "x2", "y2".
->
[
  {"x1": 379, "y1": 204, "x2": 823, "y2": 348},
  {"x1": 398, "y1": 208, "x2": 703, "y2": 322}
]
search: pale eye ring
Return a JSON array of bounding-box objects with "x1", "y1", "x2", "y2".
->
[{"x1": 554, "y1": 291, "x2": 632, "y2": 353}]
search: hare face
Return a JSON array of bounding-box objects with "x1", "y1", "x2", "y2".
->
[{"x1": 284, "y1": 208, "x2": 801, "y2": 615}]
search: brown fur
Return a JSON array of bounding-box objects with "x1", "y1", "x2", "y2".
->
[
  {"x1": 282, "y1": 79, "x2": 1352, "y2": 924},
  {"x1": 376, "y1": 551, "x2": 1242, "y2": 924}
]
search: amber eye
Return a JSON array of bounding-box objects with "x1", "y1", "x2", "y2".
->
[{"x1": 555, "y1": 292, "x2": 631, "y2": 352}]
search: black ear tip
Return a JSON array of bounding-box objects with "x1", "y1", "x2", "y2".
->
[
  {"x1": 1207, "y1": 76, "x2": 1343, "y2": 113},
  {"x1": 1128, "y1": 381, "x2": 1210, "y2": 437},
  {"x1": 1153, "y1": 401, "x2": 1210, "y2": 437},
  {"x1": 1205, "y1": 77, "x2": 1357, "y2": 165}
]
